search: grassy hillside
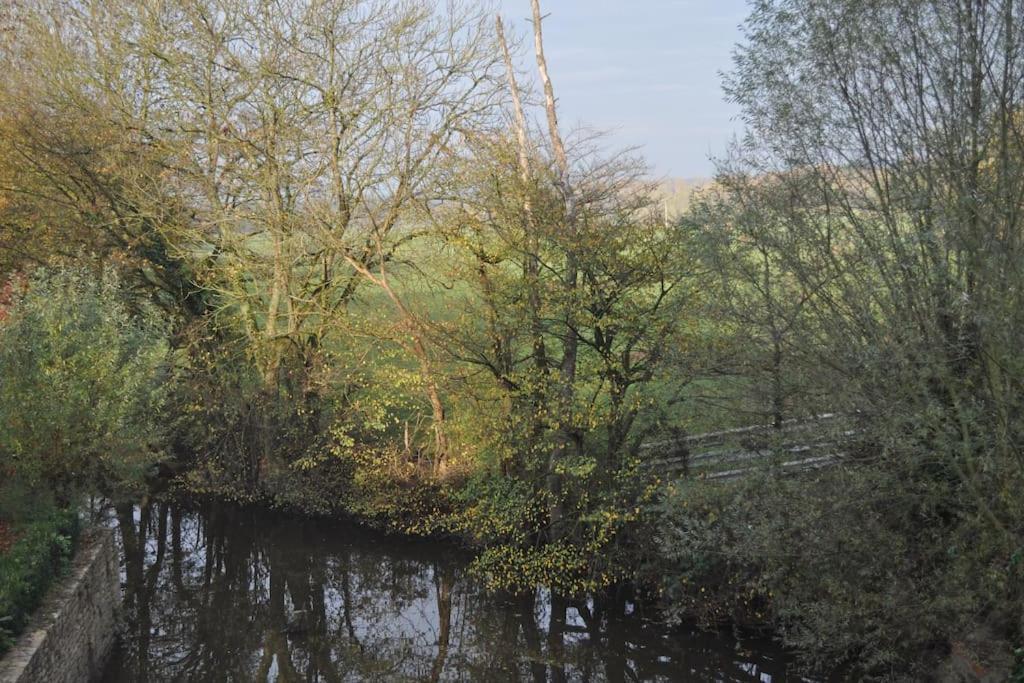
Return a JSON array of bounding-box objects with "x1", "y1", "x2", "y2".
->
[{"x1": 655, "y1": 177, "x2": 711, "y2": 220}]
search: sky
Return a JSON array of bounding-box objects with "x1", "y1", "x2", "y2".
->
[{"x1": 495, "y1": 0, "x2": 751, "y2": 179}]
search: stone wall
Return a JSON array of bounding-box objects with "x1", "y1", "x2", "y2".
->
[{"x1": 0, "y1": 527, "x2": 120, "y2": 683}]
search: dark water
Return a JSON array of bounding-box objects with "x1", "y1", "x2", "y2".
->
[{"x1": 101, "y1": 501, "x2": 806, "y2": 682}]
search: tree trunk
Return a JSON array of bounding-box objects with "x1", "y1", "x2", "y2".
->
[
  {"x1": 497, "y1": 15, "x2": 549, "y2": 456},
  {"x1": 531, "y1": 0, "x2": 579, "y2": 536}
]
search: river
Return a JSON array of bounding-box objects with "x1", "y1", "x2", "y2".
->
[{"x1": 100, "y1": 500, "x2": 808, "y2": 682}]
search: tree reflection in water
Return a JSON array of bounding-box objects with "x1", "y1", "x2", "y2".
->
[{"x1": 103, "y1": 501, "x2": 805, "y2": 682}]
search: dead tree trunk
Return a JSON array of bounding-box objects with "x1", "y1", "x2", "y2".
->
[{"x1": 530, "y1": 0, "x2": 579, "y2": 536}]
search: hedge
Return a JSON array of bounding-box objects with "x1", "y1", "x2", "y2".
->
[{"x1": 0, "y1": 510, "x2": 80, "y2": 654}]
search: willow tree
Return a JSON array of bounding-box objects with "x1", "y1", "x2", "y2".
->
[
  {"x1": 711, "y1": 0, "x2": 1024, "y2": 659},
  {"x1": 728, "y1": 0, "x2": 1024, "y2": 523}
]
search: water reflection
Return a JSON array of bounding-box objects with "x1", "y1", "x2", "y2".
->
[{"x1": 102, "y1": 501, "x2": 803, "y2": 682}]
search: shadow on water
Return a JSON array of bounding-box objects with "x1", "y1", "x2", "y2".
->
[{"x1": 101, "y1": 500, "x2": 810, "y2": 682}]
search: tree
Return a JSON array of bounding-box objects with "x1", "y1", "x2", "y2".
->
[
  {"x1": 0, "y1": 266, "x2": 170, "y2": 502},
  {"x1": 3, "y1": 0, "x2": 505, "y2": 484},
  {"x1": 687, "y1": 175, "x2": 831, "y2": 429},
  {"x1": 0, "y1": 7, "x2": 198, "y2": 315},
  {"x1": 412, "y1": 2, "x2": 693, "y2": 582},
  {"x1": 726, "y1": 0, "x2": 1024, "y2": 539},
  {"x1": 675, "y1": 0, "x2": 1024, "y2": 671}
]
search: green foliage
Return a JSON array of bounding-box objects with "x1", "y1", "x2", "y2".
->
[
  {"x1": 451, "y1": 475, "x2": 543, "y2": 545},
  {"x1": 336, "y1": 448, "x2": 454, "y2": 535},
  {"x1": 0, "y1": 265, "x2": 171, "y2": 498},
  {"x1": 446, "y1": 458, "x2": 661, "y2": 594},
  {"x1": 683, "y1": 181, "x2": 824, "y2": 426},
  {"x1": 654, "y1": 464, "x2": 1017, "y2": 677},
  {"x1": 3, "y1": 0, "x2": 1020, "y2": 676},
  {"x1": 437, "y1": 136, "x2": 694, "y2": 471},
  {"x1": 0, "y1": 509, "x2": 79, "y2": 654},
  {"x1": 448, "y1": 475, "x2": 598, "y2": 592},
  {"x1": 644, "y1": 0, "x2": 1024, "y2": 675}
]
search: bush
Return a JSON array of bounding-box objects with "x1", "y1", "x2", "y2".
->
[
  {"x1": 0, "y1": 265, "x2": 171, "y2": 499},
  {"x1": 653, "y1": 464, "x2": 1019, "y2": 678},
  {"x1": 0, "y1": 509, "x2": 79, "y2": 654}
]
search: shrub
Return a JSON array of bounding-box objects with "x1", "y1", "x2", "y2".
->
[
  {"x1": 0, "y1": 509, "x2": 79, "y2": 654},
  {"x1": 654, "y1": 464, "x2": 1019, "y2": 678},
  {"x1": 0, "y1": 265, "x2": 171, "y2": 499}
]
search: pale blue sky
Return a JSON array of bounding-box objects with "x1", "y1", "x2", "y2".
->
[{"x1": 495, "y1": 0, "x2": 750, "y2": 178}]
